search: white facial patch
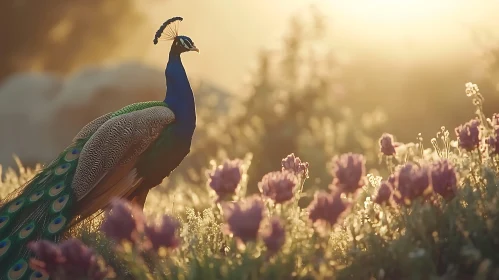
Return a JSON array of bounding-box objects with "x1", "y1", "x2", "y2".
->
[{"x1": 179, "y1": 38, "x2": 189, "y2": 49}]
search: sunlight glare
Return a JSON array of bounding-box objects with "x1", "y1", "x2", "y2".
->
[
  {"x1": 316, "y1": 0, "x2": 468, "y2": 62},
  {"x1": 328, "y1": 0, "x2": 454, "y2": 29}
]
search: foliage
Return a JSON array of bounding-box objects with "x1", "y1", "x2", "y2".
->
[{"x1": 2, "y1": 83, "x2": 499, "y2": 279}]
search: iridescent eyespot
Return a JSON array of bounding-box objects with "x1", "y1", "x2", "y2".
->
[
  {"x1": 64, "y1": 147, "x2": 81, "y2": 162},
  {"x1": 30, "y1": 270, "x2": 49, "y2": 280},
  {"x1": 8, "y1": 199, "x2": 24, "y2": 213},
  {"x1": 29, "y1": 190, "x2": 44, "y2": 202},
  {"x1": 51, "y1": 195, "x2": 69, "y2": 213},
  {"x1": 18, "y1": 222, "x2": 35, "y2": 239},
  {"x1": 49, "y1": 182, "x2": 65, "y2": 196},
  {"x1": 47, "y1": 215, "x2": 67, "y2": 234},
  {"x1": 54, "y1": 163, "x2": 71, "y2": 175},
  {"x1": 0, "y1": 238, "x2": 11, "y2": 258},
  {"x1": 0, "y1": 216, "x2": 8, "y2": 230},
  {"x1": 8, "y1": 259, "x2": 28, "y2": 280}
]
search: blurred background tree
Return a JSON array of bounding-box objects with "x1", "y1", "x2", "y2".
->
[
  {"x1": 0, "y1": 0, "x2": 145, "y2": 82},
  {"x1": 168, "y1": 12, "x2": 387, "y2": 206}
]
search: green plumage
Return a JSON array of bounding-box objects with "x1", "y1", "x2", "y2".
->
[
  {"x1": 0, "y1": 140, "x2": 82, "y2": 279},
  {"x1": 0, "y1": 101, "x2": 171, "y2": 280},
  {"x1": 110, "y1": 101, "x2": 167, "y2": 118}
]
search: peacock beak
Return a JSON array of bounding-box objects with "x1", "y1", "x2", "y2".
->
[{"x1": 190, "y1": 47, "x2": 199, "y2": 53}]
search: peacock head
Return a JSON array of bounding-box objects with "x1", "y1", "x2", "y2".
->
[
  {"x1": 153, "y1": 17, "x2": 199, "y2": 55},
  {"x1": 171, "y1": 35, "x2": 199, "y2": 54}
]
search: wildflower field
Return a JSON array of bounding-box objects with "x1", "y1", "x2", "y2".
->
[{"x1": 1, "y1": 82, "x2": 498, "y2": 280}]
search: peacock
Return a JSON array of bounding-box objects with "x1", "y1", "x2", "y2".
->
[{"x1": 0, "y1": 16, "x2": 199, "y2": 279}]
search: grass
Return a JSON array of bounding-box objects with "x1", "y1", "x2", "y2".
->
[{"x1": 2, "y1": 83, "x2": 499, "y2": 280}]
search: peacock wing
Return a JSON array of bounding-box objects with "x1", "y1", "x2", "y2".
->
[
  {"x1": 70, "y1": 106, "x2": 175, "y2": 223},
  {"x1": 72, "y1": 112, "x2": 114, "y2": 142}
]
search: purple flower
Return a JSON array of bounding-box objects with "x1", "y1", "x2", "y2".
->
[
  {"x1": 100, "y1": 198, "x2": 145, "y2": 244},
  {"x1": 455, "y1": 119, "x2": 481, "y2": 152},
  {"x1": 258, "y1": 171, "x2": 298, "y2": 203},
  {"x1": 207, "y1": 159, "x2": 243, "y2": 200},
  {"x1": 431, "y1": 159, "x2": 458, "y2": 200},
  {"x1": 28, "y1": 240, "x2": 64, "y2": 275},
  {"x1": 331, "y1": 153, "x2": 366, "y2": 194},
  {"x1": 373, "y1": 179, "x2": 393, "y2": 205},
  {"x1": 144, "y1": 215, "x2": 181, "y2": 251},
  {"x1": 59, "y1": 239, "x2": 108, "y2": 280},
  {"x1": 486, "y1": 128, "x2": 499, "y2": 156},
  {"x1": 392, "y1": 163, "x2": 431, "y2": 205},
  {"x1": 281, "y1": 153, "x2": 309, "y2": 178},
  {"x1": 379, "y1": 133, "x2": 396, "y2": 156},
  {"x1": 262, "y1": 218, "x2": 285, "y2": 255},
  {"x1": 307, "y1": 191, "x2": 350, "y2": 227},
  {"x1": 223, "y1": 195, "x2": 264, "y2": 244},
  {"x1": 29, "y1": 239, "x2": 108, "y2": 280}
]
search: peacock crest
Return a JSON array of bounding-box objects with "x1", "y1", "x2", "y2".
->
[{"x1": 153, "y1": 16, "x2": 183, "y2": 44}]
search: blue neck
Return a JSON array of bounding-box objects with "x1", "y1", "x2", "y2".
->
[{"x1": 164, "y1": 52, "x2": 196, "y2": 135}]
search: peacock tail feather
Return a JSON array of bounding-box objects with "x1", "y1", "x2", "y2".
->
[
  {"x1": 0, "y1": 101, "x2": 175, "y2": 280},
  {"x1": 0, "y1": 138, "x2": 89, "y2": 280}
]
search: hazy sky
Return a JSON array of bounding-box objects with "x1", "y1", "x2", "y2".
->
[{"x1": 125, "y1": 0, "x2": 499, "y2": 93}]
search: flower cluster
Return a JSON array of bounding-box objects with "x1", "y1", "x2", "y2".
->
[
  {"x1": 100, "y1": 198, "x2": 145, "y2": 244},
  {"x1": 302, "y1": 153, "x2": 365, "y2": 232},
  {"x1": 430, "y1": 159, "x2": 458, "y2": 200},
  {"x1": 101, "y1": 198, "x2": 180, "y2": 252},
  {"x1": 373, "y1": 175, "x2": 395, "y2": 205},
  {"x1": 258, "y1": 170, "x2": 298, "y2": 203},
  {"x1": 29, "y1": 238, "x2": 108, "y2": 280},
  {"x1": 379, "y1": 133, "x2": 396, "y2": 156},
  {"x1": 331, "y1": 153, "x2": 366, "y2": 194},
  {"x1": 144, "y1": 215, "x2": 181, "y2": 251},
  {"x1": 261, "y1": 218, "x2": 286, "y2": 255},
  {"x1": 221, "y1": 154, "x2": 307, "y2": 253},
  {"x1": 207, "y1": 159, "x2": 243, "y2": 201},
  {"x1": 465, "y1": 82, "x2": 480, "y2": 97},
  {"x1": 307, "y1": 191, "x2": 350, "y2": 228},
  {"x1": 281, "y1": 153, "x2": 309, "y2": 178},
  {"x1": 222, "y1": 194, "x2": 286, "y2": 254},
  {"x1": 455, "y1": 118, "x2": 481, "y2": 152},
  {"x1": 392, "y1": 163, "x2": 431, "y2": 205},
  {"x1": 373, "y1": 158, "x2": 460, "y2": 206},
  {"x1": 223, "y1": 195, "x2": 265, "y2": 244}
]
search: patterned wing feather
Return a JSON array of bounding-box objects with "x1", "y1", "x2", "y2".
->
[
  {"x1": 70, "y1": 106, "x2": 175, "y2": 221},
  {"x1": 73, "y1": 112, "x2": 114, "y2": 141},
  {"x1": 71, "y1": 162, "x2": 143, "y2": 227}
]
